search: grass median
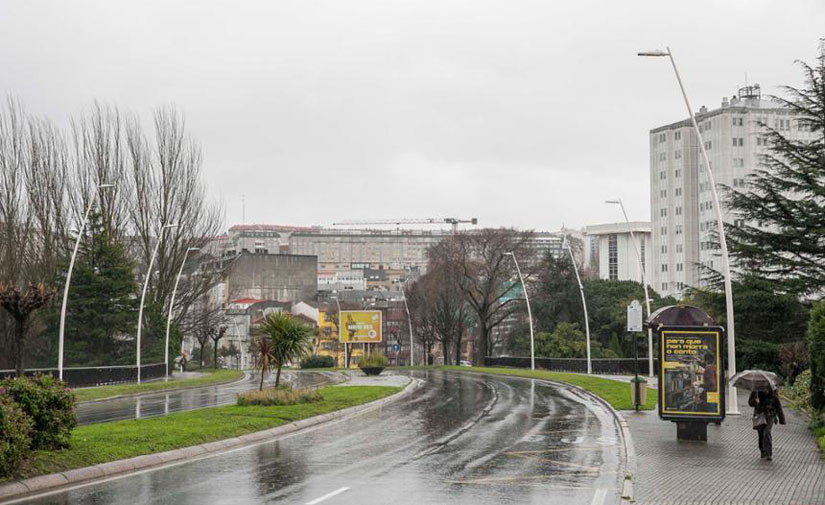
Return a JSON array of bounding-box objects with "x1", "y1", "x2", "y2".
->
[
  {"x1": 13, "y1": 385, "x2": 400, "y2": 480},
  {"x1": 440, "y1": 366, "x2": 658, "y2": 411},
  {"x1": 73, "y1": 369, "x2": 246, "y2": 402}
]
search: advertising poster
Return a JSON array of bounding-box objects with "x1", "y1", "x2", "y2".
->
[
  {"x1": 659, "y1": 327, "x2": 725, "y2": 421},
  {"x1": 339, "y1": 310, "x2": 382, "y2": 343}
]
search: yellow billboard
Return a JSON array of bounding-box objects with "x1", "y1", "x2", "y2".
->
[{"x1": 339, "y1": 310, "x2": 382, "y2": 343}]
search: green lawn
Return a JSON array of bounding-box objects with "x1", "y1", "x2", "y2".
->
[
  {"x1": 16, "y1": 385, "x2": 399, "y2": 480},
  {"x1": 440, "y1": 366, "x2": 658, "y2": 411},
  {"x1": 73, "y1": 369, "x2": 245, "y2": 402}
]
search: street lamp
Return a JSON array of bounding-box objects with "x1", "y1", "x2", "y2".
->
[
  {"x1": 57, "y1": 182, "x2": 115, "y2": 380},
  {"x1": 399, "y1": 281, "x2": 415, "y2": 367},
  {"x1": 164, "y1": 246, "x2": 199, "y2": 378},
  {"x1": 639, "y1": 46, "x2": 739, "y2": 414},
  {"x1": 606, "y1": 198, "x2": 654, "y2": 379},
  {"x1": 136, "y1": 222, "x2": 179, "y2": 383},
  {"x1": 563, "y1": 238, "x2": 592, "y2": 375},
  {"x1": 504, "y1": 252, "x2": 534, "y2": 371},
  {"x1": 331, "y1": 292, "x2": 345, "y2": 368}
]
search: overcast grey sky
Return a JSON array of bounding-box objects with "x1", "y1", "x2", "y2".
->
[{"x1": 1, "y1": 1, "x2": 822, "y2": 232}]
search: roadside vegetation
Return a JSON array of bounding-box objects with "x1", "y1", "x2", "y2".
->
[
  {"x1": 7, "y1": 385, "x2": 399, "y2": 481},
  {"x1": 237, "y1": 387, "x2": 322, "y2": 406},
  {"x1": 441, "y1": 366, "x2": 657, "y2": 411},
  {"x1": 73, "y1": 369, "x2": 244, "y2": 403}
]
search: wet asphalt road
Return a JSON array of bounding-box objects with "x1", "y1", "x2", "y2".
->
[
  {"x1": 77, "y1": 371, "x2": 341, "y2": 425},
  {"x1": 26, "y1": 370, "x2": 624, "y2": 505}
]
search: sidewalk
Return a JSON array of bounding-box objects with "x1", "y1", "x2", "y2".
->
[{"x1": 623, "y1": 392, "x2": 825, "y2": 505}]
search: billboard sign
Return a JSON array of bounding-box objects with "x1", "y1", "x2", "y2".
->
[
  {"x1": 339, "y1": 310, "x2": 382, "y2": 343},
  {"x1": 659, "y1": 326, "x2": 725, "y2": 422}
]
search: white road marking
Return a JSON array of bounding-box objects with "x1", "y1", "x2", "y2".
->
[
  {"x1": 306, "y1": 486, "x2": 350, "y2": 504},
  {"x1": 590, "y1": 488, "x2": 608, "y2": 505},
  {"x1": 561, "y1": 436, "x2": 584, "y2": 444}
]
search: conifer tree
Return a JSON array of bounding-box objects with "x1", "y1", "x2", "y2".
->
[
  {"x1": 726, "y1": 51, "x2": 825, "y2": 296},
  {"x1": 61, "y1": 211, "x2": 139, "y2": 365}
]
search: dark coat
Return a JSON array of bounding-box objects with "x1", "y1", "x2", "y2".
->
[{"x1": 749, "y1": 390, "x2": 786, "y2": 425}]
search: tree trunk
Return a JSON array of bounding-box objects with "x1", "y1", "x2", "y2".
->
[
  {"x1": 13, "y1": 318, "x2": 26, "y2": 377},
  {"x1": 213, "y1": 341, "x2": 219, "y2": 370},
  {"x1": 199, "y1": 342, "x2": 205, "y2": 368},
  {"x1": 441, "y1": 341, "x2": 449, "y2": 365},
  {"x1": 275, "y1": 365, "x2": 282, "y2": 387},
  {"x1": 455, "y1": 334, "x2": 463, "y2": 365},
  {"x1": 259, "y1": 368, "x2": 265, "y2": 391}
]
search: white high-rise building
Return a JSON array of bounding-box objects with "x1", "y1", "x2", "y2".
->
[
  {"x1": 649, "y1": 84, "x2": 812, "y2": 298},
  {"x1": 584, "y1": 222, "x2": 651, "y2": 283}
]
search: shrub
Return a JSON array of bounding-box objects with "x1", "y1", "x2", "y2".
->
[
  {"x1": 779, "y1": 341, "x2": 809, "y2": 384},
  {"x1": 791, "y1": 369, "x2": 812, "y2": 400},
  {"x1": 300, "y1": 355, "x2": 336, "y2": 369},
  {"x1": 0, "y1": 392, "x2": 32, "y2": 477},
  {"x1": 0, "y1": 374, "x2": 77, "y2": 450},
  {"x1": 808, "y1": 300, "x2": 825, "y2": 411},
  {"x1": 237, "y1": 387, "x2": 322, "y2": 406},
  {"x1": 358, "y1": 352, "x2": 388, "y2": 368},
  {"x1": 736, "y1": 339, "x2": 781, "y2": 374}
]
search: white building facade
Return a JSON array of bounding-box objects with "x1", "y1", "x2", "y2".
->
[
  {"x1": 649, "y1": 85, "x2": 811, "y2": 298},
  {"x1": 584, "y1": 222, "x2": 651, "y2": 284}
]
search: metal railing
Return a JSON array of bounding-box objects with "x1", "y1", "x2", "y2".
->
[
  {"x1": 484, "y1": 356, "x2": 658, "y2": 376},
  {"x1": 0, "y1": 363, "x2": 166, "y2": 388}
]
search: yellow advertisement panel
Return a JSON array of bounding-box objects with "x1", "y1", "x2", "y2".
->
[
  {"x1": 659, "y1": 328, "x2": 724, "y2": 420},
  {"x1": 339, "y1": 310, "x2": 382, "y2": 343}
]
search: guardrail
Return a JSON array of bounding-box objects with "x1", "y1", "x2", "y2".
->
[
  {"x1": 484, "y1": 356, "x2": 658, "y2": 376},
  {"x1": 0, "y1": 363, "x2": 167, "y2": 388}
]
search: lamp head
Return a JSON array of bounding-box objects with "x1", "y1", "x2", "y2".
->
[
  {"x1": 98, "y1": 183, "x2": 116, "y2": 189},
  {"x1": 164, "y1": 223, "x2": 180, "y2": 229},
  {"x1": 638, "y1": 49, "x2": 669, "y2": 57},
  {"x1": 605, "y1": 199, "x2": 621, "y2": 205},
  {"x1": 188, "y1": 247, "x2": 200, "y2": 252}
]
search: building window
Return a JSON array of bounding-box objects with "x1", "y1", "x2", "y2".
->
[
  {"x1": 675, "y1": 169, "x2": 681, "y2": 178},
  {"x1": 733, "y1": 137, "x2": 744, "y2": 147},
  {"x1": 704, "y1": 140, "x2": 712, "y2": 150},
  {"x1": 659, "y1": 133, "x2": 667, "y2": 143},
  {"x1": 676, "y1": 263, "x2": 683, "y2": 272},
  {"x1": 675, "y1": 206, "x2": 682, "y2": 215},
  {"x1": 660, "y1": 208, "x2": 667, "y2": 217},
  {"x1": 661, "y1": 226, "x2": 668, "y2": 235},
  {"x1": 661, "y1": 245, "x2": 668, "y2": 254},
  {"x1": 608, "y1": 234, "x2": 618, "y2": 281},
  {"x1": 674, "y1": 131, "x2": 681, "y2": 140},
  {"x1": 676, "y1": 243, "x2": 683, "y2": 253},
  {"x1": 675, "y1": 187, "x2": 682, "y2": 196},
  {"x1": 661, "y1": 264, "x2": 668, "y2": 272},
  {"x1": 674, "y1": 150, "x2": 682, "y2": 159}
]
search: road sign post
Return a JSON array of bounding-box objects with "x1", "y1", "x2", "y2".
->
[{"x1": 628, "y1": 300, "x2": 646, "y2": 410}]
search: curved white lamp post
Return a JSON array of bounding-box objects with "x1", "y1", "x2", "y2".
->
[
  {"x1": 400, "y1": 281, "x2": 415, "y2": 366},
  {"x1": 639, "y1": 47, "x2": 738, "y2": 414},
  {"x1": 164, "y1": 246, "x2": 199, "y2": 378},
  {"x1": 136, "y1": 222, "x2": 178, "y2": 383},
  {"x1": 57, "y1": 183, "x2": 115, "y2": 380},
  {"x1": 606, "y1": 198, "x2": 654, "y2": 378},
  {"x1": 563, "y1": 238, "x2": 592, "y2": 374},
  {"x1": 504, "y1": 252, "x2": 534, "y2": 370}
]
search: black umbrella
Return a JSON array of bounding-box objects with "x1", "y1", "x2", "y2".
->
[
  {"x1": 647, "y1": 304, "x2": 716, "y2": 328},
  {"x1": 730, "y1": 369, "x2": 783, "y2": 392}
]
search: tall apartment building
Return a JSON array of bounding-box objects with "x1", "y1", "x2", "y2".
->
[{"x1": 649, "y1": 84, "x2": 811, "y2": 298}]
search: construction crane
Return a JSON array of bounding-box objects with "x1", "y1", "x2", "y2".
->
[{"x1": 332, "y1": 217, "x2": 478, "y2": 234}]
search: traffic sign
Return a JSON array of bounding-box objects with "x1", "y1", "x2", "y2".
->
[
  {"x1": 627, "y1": 300, "x2": 643, "y2": 332},
  {"x1": 393, "y1": 344, "x2": 400, "y2": 351}
]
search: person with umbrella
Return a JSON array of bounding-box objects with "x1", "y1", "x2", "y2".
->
[{"x1": 732, "y1": 370, "x2": 786, "y2": 460}]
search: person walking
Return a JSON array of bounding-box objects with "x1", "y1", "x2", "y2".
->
[{"x1": 748, "y1": 389, "x2": 786, "y2": 460}]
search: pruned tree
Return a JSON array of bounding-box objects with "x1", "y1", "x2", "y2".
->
[
  {"x1": 0, "y1": 283, "x2": 56, "y2": 375},
  {"x1": 210, "y1": 325, "x2": 228, "y2": 370},
  {"x1": 405, "y1": 278, "x2": 437, "y2": 365}
]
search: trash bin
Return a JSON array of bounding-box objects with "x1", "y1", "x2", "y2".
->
[{"x1": 630, "y1": 377, "x2": 648, "y2": 408}]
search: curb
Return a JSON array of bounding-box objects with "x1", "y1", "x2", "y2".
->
[
  {"x1": 76, "y1": 372, "x2": 251, "y2": 405},
  {"x1": 446, "y1": 369, "x2": 636, "y2": 505},
  {"x1": 0, "y1": 377, "x2": 419, "y2": 504}
]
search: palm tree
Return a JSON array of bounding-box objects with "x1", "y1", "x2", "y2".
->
[
  {"x1": 251, "y1": 335, "x2": 274, "y2": 391},
  {"x1": 257, "y1": 312, "x2": 313, "y2": 387}
]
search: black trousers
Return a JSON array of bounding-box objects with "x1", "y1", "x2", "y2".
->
[{"x1": 757, "y1": 416, "x2": 774, "y2": 457}]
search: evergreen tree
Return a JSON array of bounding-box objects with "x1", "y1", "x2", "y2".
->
[
  {"x1": 725, "y1": 53, "x2": 825, "y2": 296},
  {"x1": 60, "y1": 211, "x2": 139, "y2": 366}
]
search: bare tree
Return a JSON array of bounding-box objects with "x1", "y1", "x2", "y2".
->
[
  {"x1": 429, "y1": 229, "x2": 535, "y2": 364},
  {"x1": 210, "y1": 325, "x2": 228, "y2": 370},
  {"x1": 405, "y1": 279, "x2": 437, "y2": 365},
  {"x1": 125, "y1": 106, "x2": 225, "y2": 341}
]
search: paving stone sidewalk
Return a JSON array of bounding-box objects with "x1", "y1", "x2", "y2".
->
[{"x1": 623, "y1": 392, "x2": 825, "y2": 505}]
